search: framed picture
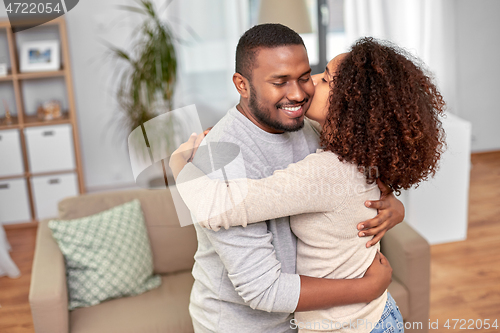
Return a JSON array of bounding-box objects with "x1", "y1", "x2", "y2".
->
[
  {"x1": 0, "y1": 63, "x2": 7, "y2": 76},
  {"x1": 20, "y1": 40, "x2": 60, "y2": 73}
]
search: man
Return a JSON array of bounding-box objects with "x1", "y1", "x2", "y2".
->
[{"x1": 185, "y1": 24, "x2": 404, "y2": 332}]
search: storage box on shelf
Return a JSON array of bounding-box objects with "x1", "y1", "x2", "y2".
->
[
  {"x1": 0, "y1": 17, "x2": 84, "y2": 229},
  {"x1": 25, "y1": 124, "x2": 76, "y2": 173},
  {"x1": 31, "y1": 173, "x2": 78, "y2": 220},
  {"x1": 0, "y1": 129, "x2": 24, "y2": 177},
  {"x1": 0, "y1": 178, "x2": 31, "y2": 225}
]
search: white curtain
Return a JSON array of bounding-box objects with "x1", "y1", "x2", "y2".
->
[
  {"x1": 159, "y1": 0, "x2": 250, "y2": 129},
  {"x1": 0, "y1": 225, "x2": 20, "y2": 278},
  {"x1": 344, "y1": 1, "x2": 473, "y2": 245},
  {"x1": 344, "y1": 0, "x2": 458, "y2": 115}
]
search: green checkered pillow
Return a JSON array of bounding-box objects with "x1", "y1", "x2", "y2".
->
[{"x1": 48, "y1": 199, "x2": 162, "y2": 310}]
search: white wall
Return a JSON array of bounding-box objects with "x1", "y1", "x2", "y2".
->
[{"x1": 456, "y1": 0, "x2": 500, "y2": 152}]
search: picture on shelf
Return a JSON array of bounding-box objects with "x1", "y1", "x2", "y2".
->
[
  {"x1": 0, "y1": 56, "x2": 6, "y2": 76},
  {"x1": 29, "y1": 49, "x2": 51, "y2": 64},
  {"x1": 20, "y1": 41, "x2": 60, "y2": 73},
  {"x1": 0, "y1": 63, "x2": 7, "y2": 77}
]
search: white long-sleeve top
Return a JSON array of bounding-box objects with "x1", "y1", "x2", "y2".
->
[{"x1": 176, "y1": 149, "x2": 388, "y2": 332}]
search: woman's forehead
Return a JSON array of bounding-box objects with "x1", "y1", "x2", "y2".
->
[{"x1": 327, "y1": 52, "x2": 349, "y2": 74}]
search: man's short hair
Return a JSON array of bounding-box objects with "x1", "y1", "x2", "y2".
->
[{"x1": 235, "y1": 23, "x2": 305, "y2": 80}]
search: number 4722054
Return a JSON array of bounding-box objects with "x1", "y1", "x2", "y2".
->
[
  {"x1": 6, "y1": 2, "x2": 62, "y2": 14},
  {"x1": 444, "y1": 319, "x2": 498, "y2": 330}
]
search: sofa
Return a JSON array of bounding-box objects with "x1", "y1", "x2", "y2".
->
[{"x1": 29, "y1": 189, "x2": 430, "y2": 333}]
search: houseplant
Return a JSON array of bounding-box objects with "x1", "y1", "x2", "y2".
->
[
  {"x1": 108, "y1": 0, "x2": 178, "y2": 187},
  {"x1": 109, "y1": 0, "x2": 177, "y2": 135}
]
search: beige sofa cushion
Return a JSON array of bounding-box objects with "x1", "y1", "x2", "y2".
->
[
  {"x1": 58, "y1": 189, "x2": 198, "y2": 275},
  {"x1": 70, "y1": 271, "x2": 194, "y2": 333}
]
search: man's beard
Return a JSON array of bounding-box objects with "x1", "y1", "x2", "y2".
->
[{"x1": 248, "y1": 83, "x2": 305, "y2": 132}]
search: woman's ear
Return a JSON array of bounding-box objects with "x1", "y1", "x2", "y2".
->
[{"x1": 233, "y1": 73, "x2": 250, "y2": 99}]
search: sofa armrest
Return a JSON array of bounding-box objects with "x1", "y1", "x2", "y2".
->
[
  {"x1": 380, "y1": 221, "x2": 430, "y2": 332},
  {"x1": 29, "y1": 219, "x2": 69, "y2": 333}
]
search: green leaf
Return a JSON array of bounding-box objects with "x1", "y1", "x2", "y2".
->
[{"x1": 116, "y1": 5, "x2": 146, "y2": 15}]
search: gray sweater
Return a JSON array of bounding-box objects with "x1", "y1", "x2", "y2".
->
[{"x1": 186, "y1": 106, "x2": 319, "y2": 332}]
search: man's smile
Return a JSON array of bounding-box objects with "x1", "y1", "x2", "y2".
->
[{"x1": 278, "y1": 103, "x2": 307, "y2": 118}]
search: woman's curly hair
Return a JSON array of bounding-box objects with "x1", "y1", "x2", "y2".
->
[{"x1": 320, "y1": 37, "x2": 446, "y2": 193}]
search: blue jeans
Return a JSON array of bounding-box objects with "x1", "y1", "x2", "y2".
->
[{"x1": 370, "y1": 292, "x2": 404, "y2": 333}]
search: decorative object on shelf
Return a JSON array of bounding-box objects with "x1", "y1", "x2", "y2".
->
[
  {"x1": 108, "y1": 0, "x2": 177, "y2": 134},
  {"x1": 0, "y1": 62, "x2": 7, "y2": 77},
  {"x1": 37, "y1": 100, "x2": 62, "y2": 121},
  {"x1": 20, "y1": 40, "x2": 60, "y2": 73},
  {"x1": 2, "y1": 99, "x2": 13, "y2": 125}
]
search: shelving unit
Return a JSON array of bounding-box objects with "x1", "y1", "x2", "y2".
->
[{"x1": 0, "y1": 17, "x2": 85, "y2": 229}]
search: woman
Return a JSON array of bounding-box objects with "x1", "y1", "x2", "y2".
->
[{"x1": 170, "y1": 37, "x2": 445, "y2": 332}]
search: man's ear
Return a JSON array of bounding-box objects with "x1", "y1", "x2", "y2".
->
[{"x1": 233, "y1": 73, "x2": 250, "y2": 99}]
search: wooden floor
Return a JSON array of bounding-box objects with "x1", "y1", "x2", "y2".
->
[
  {"x1": 0, "y1": 227, "x2": 37, "y2": 333},
  {"x1": 1, "y1": 151, "x2": 499, "y2": 333},
  {"x1": 429, "y1": 151, "x2": 500, "y2": 332}
]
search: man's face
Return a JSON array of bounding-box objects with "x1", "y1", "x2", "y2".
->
[{"x1": 246, "y1": 45, "x2": 314, "y2": 133}]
